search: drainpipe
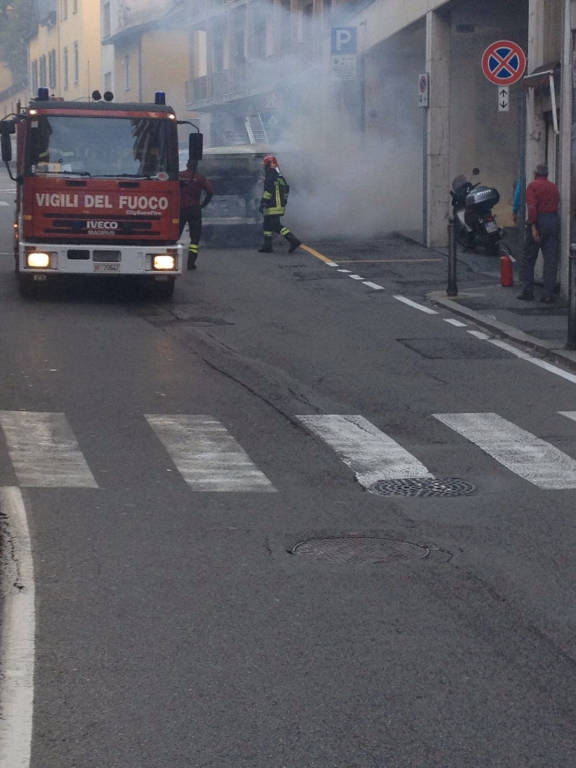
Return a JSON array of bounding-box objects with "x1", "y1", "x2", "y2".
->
[
  {"x1": 566, "y1": 0, "x2": 576, "y2": 347},
  {"x1": 138, "y1": 35, "x2": 143, "y2": 102},
  {"x1": 560, "y1": 0, "x2": 573, "y2": 295}
]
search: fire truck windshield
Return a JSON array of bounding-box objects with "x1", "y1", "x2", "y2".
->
[{"x1": 26, "y1": 115, "x2": 176, "y2": 179}]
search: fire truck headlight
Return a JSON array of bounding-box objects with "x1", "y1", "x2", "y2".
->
[
  {"x1": 153, "y1": 254, "x2": 176, "y2": 271},
  {"x1": 27, "y1": 251, "x2": 51, "y2": 268}
]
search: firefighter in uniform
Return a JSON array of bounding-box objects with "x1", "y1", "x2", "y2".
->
[
  {"x1": 258, "y1": 154, "x2": 301, "y2": 253},
  {"x1": 179, "y1": 160, "x2": 213, "y2": 270}
]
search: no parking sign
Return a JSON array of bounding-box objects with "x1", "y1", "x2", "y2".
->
[{"x1": 481, "y1": 40, "x2": 526, "y2": 85}]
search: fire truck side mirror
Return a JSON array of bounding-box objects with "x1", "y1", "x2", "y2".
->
[
  {"x1": 189, "y1": 132, "x2": 203, "y2": 161},
  {"x1": 1, "y1": 131, "x2": 12, "y2": 162}
]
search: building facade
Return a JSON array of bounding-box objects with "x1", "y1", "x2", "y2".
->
[
  {"x1": 101, "y1": 0, "x2": 190, "y2": 147},
  {"x1": 28, "y1": 0, "x2": 102, "y2": 102}
]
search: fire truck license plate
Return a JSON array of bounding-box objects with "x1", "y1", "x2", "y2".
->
[{"x1": 94, "y1": 263, "x2": 120, "y2": 273}]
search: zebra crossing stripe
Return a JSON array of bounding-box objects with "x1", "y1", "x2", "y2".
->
[
  {"x1": 145, "y1": 415, "x2": 276, "y2": 492},
  {"x1": 0, "y1": 411, "x2": 97, "y2": 488},
  {"x1": 296, "y1": 414, "x2": 433, "y2": 488},
  {"x1": 434, "y1": 412, "x2": 576, "y2": 489}
]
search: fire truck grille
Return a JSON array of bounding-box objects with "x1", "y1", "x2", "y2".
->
[{"x1": 42, "y1": 214, "x2": 158, "y2": 237}]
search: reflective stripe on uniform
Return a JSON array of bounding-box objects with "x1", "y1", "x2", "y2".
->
[{"x1": 280, "y1": 227, "x2": 290, "y2": 236}]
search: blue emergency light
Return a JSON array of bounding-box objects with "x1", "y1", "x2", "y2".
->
[
  {"x1": 154, "y1": 91, "x2": 166, "y2": 105},
  {"x1": 37, "y1": 87, "x2": 49, "y2": 100}
]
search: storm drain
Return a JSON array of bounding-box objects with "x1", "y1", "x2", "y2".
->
[
  {"x1": 290, "y1": 535, "x2": 450, "y2": 564},
  {"x1": 369, "y1": 477, "x2": 477, "y2": 497}
]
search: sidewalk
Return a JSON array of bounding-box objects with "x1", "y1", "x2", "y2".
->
[{"x1": 425, "y1": 232, "x2": 576, "y2": 372}]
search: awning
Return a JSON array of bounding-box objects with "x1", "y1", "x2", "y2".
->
[
  {"x1": 523, "y1": 62, "x2": 559, "y2": 89},
  {"x1": 523, "y1": 62, "x2": 560, "y2": 135}
]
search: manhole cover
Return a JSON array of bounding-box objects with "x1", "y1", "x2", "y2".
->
[
  {"x1": 369, "y1": 477, "x2": 477, "y2": 497},
  {"x1": 290, "y1": 536, "x2": 430, "y2": 564}
]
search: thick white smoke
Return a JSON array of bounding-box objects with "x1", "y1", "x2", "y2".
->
[
  {"x1": 136, "y1": 0, "x2": 424, "y2": 239},
  {"x1": 266, "y1": 55, "x2": 423, "y2": 240}
]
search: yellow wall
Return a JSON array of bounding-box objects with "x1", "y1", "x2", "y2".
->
[
  {"x1": 0, "y1": 62, "x2": 27, "y2": 118},
  {"x1": 113, "y1": 26, "x2": 188, "y2": 118},
  {"x1": 26, "y1": 1, "x2": 102, "y2": 102},
  {"x1": 58, "y1": 0, "x2": 102, "y2": 100},
  {"x1": 141, "y1": 27, "x2": 188, "y2": 116},
  {"x1": 113, "y1": 38, "x2": 140, "y2": 102},
  {"x1": 29, "y1": 20, "x2": 59, "y2": 99}
]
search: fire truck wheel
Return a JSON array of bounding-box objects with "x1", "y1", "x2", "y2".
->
[
  {"x1": 18, "y1": 275, "x2": 39, "y2": 299},
  {"x1": 153, "y1": 277, "x2": 175, "y2": 300}
]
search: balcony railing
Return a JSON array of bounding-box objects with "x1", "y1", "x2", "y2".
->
[{"x1": 186, "y1": 60, "x2": 272, "y2": 109}]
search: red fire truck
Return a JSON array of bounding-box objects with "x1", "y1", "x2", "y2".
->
[{"x1": 0, "y1": 88, "x2": 202, "y2": 298}]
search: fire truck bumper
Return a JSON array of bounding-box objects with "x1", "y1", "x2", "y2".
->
[{"x1": 17, "y1": 242, "x2": 184, "y2": 277}]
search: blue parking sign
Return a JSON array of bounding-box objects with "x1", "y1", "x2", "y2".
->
[{"x1": 331, "y1": 27, "x2": 357, "y2": 55}]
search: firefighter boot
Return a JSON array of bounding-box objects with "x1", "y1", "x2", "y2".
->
[
  {"x1": 258, "y1": 236, "x2": 273, "y2": 253},
  {"x1": 187, "y1": 244, "x2": 199, "y2": 270},
  {"x1": 285, "y1": 232, "x2": 301, "y2": 253}
]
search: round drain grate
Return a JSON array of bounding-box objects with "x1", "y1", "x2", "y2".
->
[
  {"x1": 291, "y1": 536, "x2": 430, "y2": 564},
  {"x1": 369, "y1": 477, "x2": 477, "y2": 497}
]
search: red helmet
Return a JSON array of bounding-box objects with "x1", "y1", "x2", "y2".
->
[{"x1": 263, "y1": 154, "x2": 278, "y2": 168}]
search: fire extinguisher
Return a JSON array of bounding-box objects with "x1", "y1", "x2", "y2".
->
[{"x1": 500, "y1": 251, "x2": 515, "y2": 287}]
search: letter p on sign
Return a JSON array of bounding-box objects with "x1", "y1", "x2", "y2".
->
[{"x1": 331, "y1": 27, "x2": 357, "y2": 54}]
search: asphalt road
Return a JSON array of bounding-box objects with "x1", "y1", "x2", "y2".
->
[{"x1": 1, "y1": 187, "x2": 576, "y2": 767}]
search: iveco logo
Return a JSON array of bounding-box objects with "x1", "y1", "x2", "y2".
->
[{"x1": 87, "y1": 220, "x2": 119, "y2": 230}]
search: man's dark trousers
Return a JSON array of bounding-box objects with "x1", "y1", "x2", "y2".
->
[
  {"x1": 520, "y1": 212, "x2": 559, "y2": 297},
  {"x1": 179, "y1": 207, "x2": 202, "y2": 268}
]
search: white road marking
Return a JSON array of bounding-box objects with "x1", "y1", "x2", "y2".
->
[
  {"x1": 444, "y1": 318, "x2": 467, "y2": 327},
  {"x1": 487, "y1": 339, "x2": 576, "y2": 385},
  {"x1": 146, "y1": 414, "x2": 276, "y2": 492},
  {"x1": 348, "y1": 274, "x2": 365, "y2": 280},
  {"x1": 0, "y1": 487, "x2": 35, "y2": 768},
  {"x1": 297, "y1": 414, "x2": 432, "y2": 488},
  {"x1": 559, "y1": 411, "x2": 576, "y2": 424},
  {"x1": 434, "y1": 412, "x2": 576, "y2": 489},
  {"x1": 393, "y1": 295, "x2": 438, "y2": 315},
  {"x1": 363, "y1": 281, "x2": 384, "y2": 290},
  {"x1": 0, "y1": 411, "x2": 97, "y2": 487},
  {"x1": 468, "y1": 330, "x2": 490, "y2": 340},
  {"x1": 337, "y1": 269, "x2": 351, "y2": 273}
]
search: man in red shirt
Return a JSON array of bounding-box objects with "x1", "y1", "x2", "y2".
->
[
  {"x1": 517, "y1": 163, "x2": 560, "y2": 303},
  {"x1": 179, "y1": 160, "x2": 213, "y2": 270}
]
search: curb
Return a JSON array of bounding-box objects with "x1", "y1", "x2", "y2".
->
[{"x1": 427, "y1": 290, "x2": 576, "y2": 373}]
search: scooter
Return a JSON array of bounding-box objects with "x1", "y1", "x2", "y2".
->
[{"x1": 450, "y1": 168, "x2": 503, "y2": 255}]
